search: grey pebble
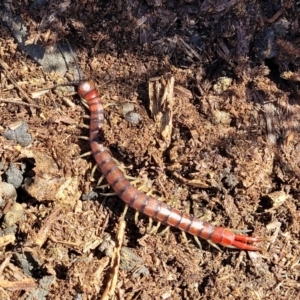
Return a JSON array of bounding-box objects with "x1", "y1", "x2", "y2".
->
[
  {"x1": 3, "y1": 122, "x2": 33, "y2": 147},
  {"x1": 125, "y1": 111, "x2": 143, "y2": 124},
  {"x1": 5, "y1": 163, "x2": 26, "y2": 188}
]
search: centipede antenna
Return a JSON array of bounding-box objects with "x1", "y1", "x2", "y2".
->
[
  {"x1": 63, "y1": 39, "x2": 83, "y2": 82},
  {"x1": 56, "y1": 39, "x2": 82, "y2": 83},
  {"x1": 36, "y1": 81, "x2": 79, "y2": 92},
  {"x1": 56, "y1": 41, "x2": 73, "y2": 80}
]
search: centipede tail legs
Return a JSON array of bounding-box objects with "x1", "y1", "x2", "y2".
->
[{"x1": 78, "y1": 80, "x2": 264, "y2": 251}]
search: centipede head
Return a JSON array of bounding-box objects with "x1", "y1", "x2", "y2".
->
[{"x1": 77, "y1": 80, "x2": 97, "y2": 97}]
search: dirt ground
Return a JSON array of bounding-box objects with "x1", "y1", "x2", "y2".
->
[{"x1": 0, "y1": 0, "x2": 300, "y2": 299}]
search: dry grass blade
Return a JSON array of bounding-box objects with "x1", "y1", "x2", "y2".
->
[
  {"x1": 0, "y1": 58, "x2": 36, "y2": 105},
  {"x1": 0, "y1": 98, "x2": 40, "y2": 108},
  {"x1": 148, "y1": 75, "x2": 175, "y2": 151},
  {"x1": 0, "y1": 278, "x2": 37, "y2": 291},
  {"x1": 100, "y1": 213, "x2": 126, "y2": 300},
  {"x1": 31, "y1": 207, "x2": 61, "y2": 248}
]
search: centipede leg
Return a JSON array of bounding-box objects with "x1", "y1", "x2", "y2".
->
[
  {"x1": 146, "y1": 217, "x2": 153, "y2": 233},
  {"x1": 193, "y1": 236, "x2": 202, "y2": 249}
]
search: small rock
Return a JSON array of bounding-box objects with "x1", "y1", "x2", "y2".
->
[
  {"x1": 3, "y1": 121, "x2": 33, "y2": 147},
  {"x1": 3, "y1": 202, "x2": 24, "y2": 227},
  {"x1": 5, "y1": 163, "x2": 26, "y2": 188},
  {"x1": 213, "y1": 110, "x2": 232, "y2": 126},
  {"x1": 125, "y1": 111, "x2": 143, "y2": 124},
  {"x1": 82, "y1": 190, "x2": 98, "y2": 201},
  {"x1": 0, "y1": 181, "x2": 17, "y2": 208},
  {"x1": 213, "y1": 77, "x2": 232, "y2": 94},
  {"x1": 266, "y1": 191, "x2": 288, "y2": 210}
]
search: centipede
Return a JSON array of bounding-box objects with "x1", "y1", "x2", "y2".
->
[{"x1": 77, "y1": 80, "x2": 265, "y2": 251}]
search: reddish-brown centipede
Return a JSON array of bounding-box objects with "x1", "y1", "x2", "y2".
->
[{"x1": 78, "y1": 80, "x2": 264, "y2": 251}]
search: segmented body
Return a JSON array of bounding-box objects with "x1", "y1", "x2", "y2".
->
[{"x1": 78, "y1": 80, "x2": 263, "y2": 251}]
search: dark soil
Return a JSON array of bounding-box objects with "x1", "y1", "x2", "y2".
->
[{"x1": 0, "y1": 1, "x2": 300, "y2": 299}]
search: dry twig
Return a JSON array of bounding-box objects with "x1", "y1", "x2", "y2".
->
[
  {"x1": 100, "y1": 207, "x2": 127, "y2": 300},
  {"x1": 0, "y1": 98, "x2": 40, "y2": 108},
  {"x1": 0, "y1": 58, "x2": 36, "y2": 105}
]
